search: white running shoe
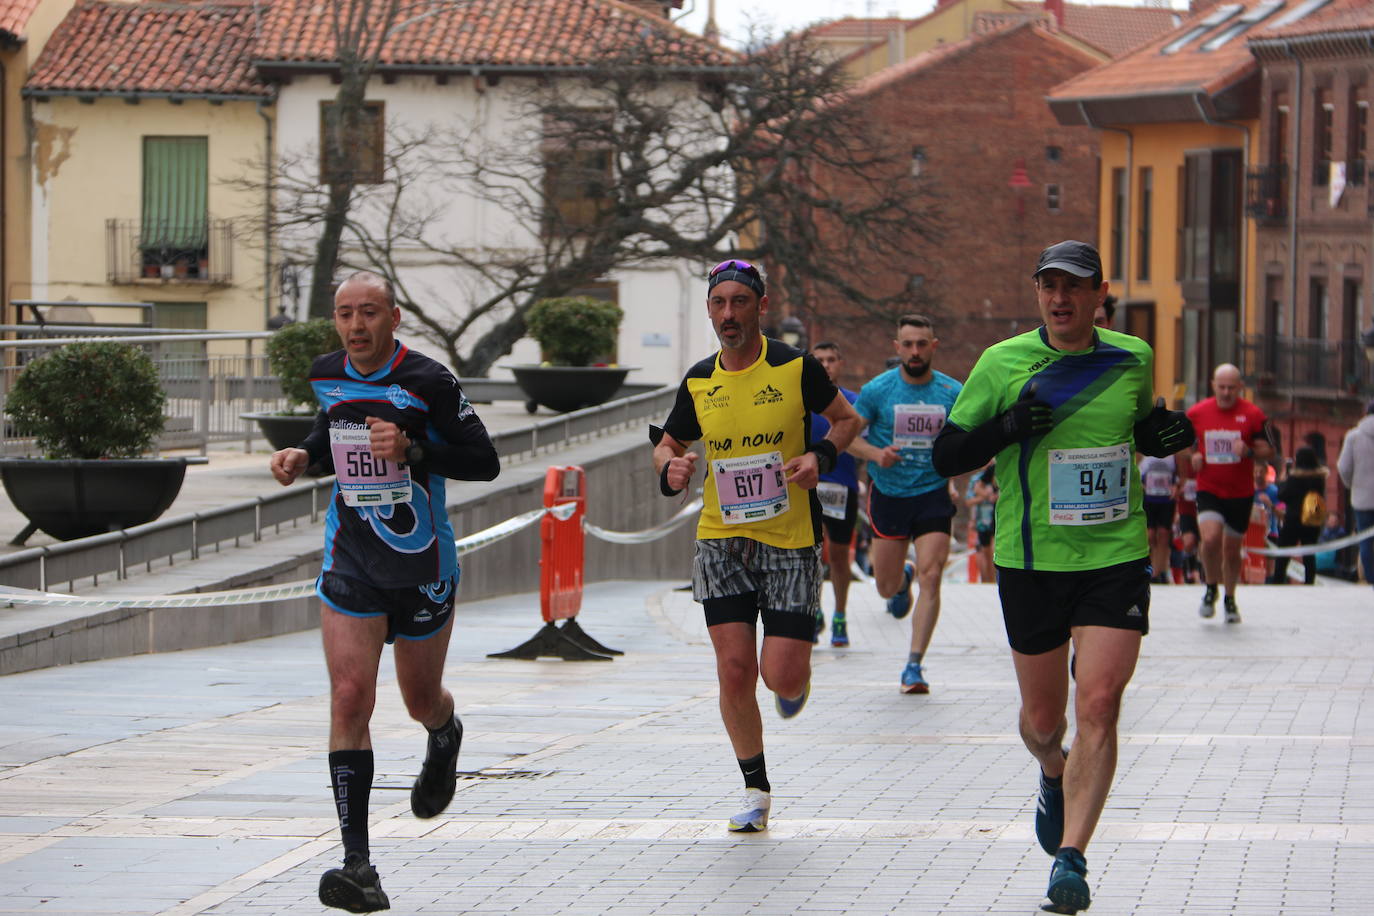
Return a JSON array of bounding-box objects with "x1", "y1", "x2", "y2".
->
[{"x1": 727, "y1": 788, "x2": 771, "y2": 833}]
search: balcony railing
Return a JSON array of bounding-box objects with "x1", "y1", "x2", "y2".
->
[
  {"x1": 1238, "y1": 333, "x2": 1374, "y2": 399},
  {"x1": 1245, "y1": 164, "x2": 1287, "y2": 223},
  {"x1": 106, "y1": 218, "x2": 234, "y2": 284}
]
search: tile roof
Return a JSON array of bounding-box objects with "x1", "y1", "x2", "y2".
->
[
  {"x1": 1253, "y1": 0, "x2": 1374, "y2": 42},
  {"x1": 1012, "y1": 2, "x2": 1181, "y2": 58},
  {"x1": 1046, "y1": 0, "x2": 1276, "y2": 124},
  {"x1": 24, "y1": 1, "x2": 270, "y2": 98},
  {"x1": 806, "y1": 17, "x2": 908, "y2": 40},
  {"x1": 845, "y1": 19, "x2": 1099, "y2": 100},
  {"x1": 253, "y1": 0, "x2": 734, "y2": 72},
  {"x1": 0, "y1": 0, "x2": 39, "y2": 41}
]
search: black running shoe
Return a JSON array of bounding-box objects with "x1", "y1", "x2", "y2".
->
[
  {"x1": 411, "y1": 714, "x2": 463, "y2": 819},
  {"x1": 319, "y1": 854, "x2": 390, "y2": 913}
]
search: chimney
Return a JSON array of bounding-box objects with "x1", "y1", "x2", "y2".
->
[
  {"x1": 703, "y1": 0, "x2": 719, "y2": 43},
  {"x1": 1044, "y1": 0, "x2": 1064, "y2": 29}
]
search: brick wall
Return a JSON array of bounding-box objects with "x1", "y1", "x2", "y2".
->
[{"x1": 797, "y1": 23, "x2": 1103, "y2": 391}]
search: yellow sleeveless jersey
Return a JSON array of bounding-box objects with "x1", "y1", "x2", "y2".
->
[{"x1": 662, "y1": 337, "x2": 838, "y2": 549}]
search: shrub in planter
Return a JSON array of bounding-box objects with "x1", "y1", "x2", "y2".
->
[
  {"x1": 525, "y1": 296, "x2": 623, "y2": 367},
  {"x1": 266, "y1": 317, "x2": 342, "y2": 411},
  {"x1": 7, "y1": 341, "x2": 166, "y2": 458}
]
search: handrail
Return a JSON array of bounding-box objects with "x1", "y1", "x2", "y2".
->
[{"x1": 0, "y1": 384, "x2": 675, "y2": 593}]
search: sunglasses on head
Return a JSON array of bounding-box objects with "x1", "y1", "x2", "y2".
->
[{"x1": 708, "y1": 259, "x2": 760, "y2": 278}]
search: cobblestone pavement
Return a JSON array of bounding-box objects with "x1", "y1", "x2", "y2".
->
[{"x1": 1, "y1": 577, "x2": 1371, "y2": 914}]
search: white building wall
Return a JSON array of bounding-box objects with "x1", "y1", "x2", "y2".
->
[{"x1": 274, "y1": 73, "x2": 716, "y2": 386}]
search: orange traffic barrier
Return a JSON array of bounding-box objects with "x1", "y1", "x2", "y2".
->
[
  {"x1": 541, "y1": 465, "x2": 585, "y2": 622},
  {"x1": 1243, "y1": 502, "x2": 1270, "y2": 584},
  {"x1": 487, "y1": 466, "x2": 621, "y2": 661}
]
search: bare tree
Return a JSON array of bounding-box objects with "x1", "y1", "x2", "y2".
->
[
  {"x1": 262, "y1": 31, "x2": 943, "y2": 373},
  {"x1": 305, "y1": 0, "x2": 470, "y2": 319}
]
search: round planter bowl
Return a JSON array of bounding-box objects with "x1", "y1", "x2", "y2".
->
[
  {"x1": 0, "y1": 457, "x2": 192, "y2": 542},
  {"x1": 506, "y1": 365, "x2": 636, "y2": 413},
  {"x1": 241, "y1": 411, "x2": 317, "y2": 451}
]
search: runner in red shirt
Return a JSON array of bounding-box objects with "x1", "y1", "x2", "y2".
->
[{"x1": 1185, "y1": 364, "x2": 1274, "y2": 623}]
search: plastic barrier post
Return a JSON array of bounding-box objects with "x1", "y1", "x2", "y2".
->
[
  {"x1": 487, "y1": 466, "x2": 620, "y2": 661},
  {"x1": 1243, "y1": 502, "x2": 1270, "y2": 585}
]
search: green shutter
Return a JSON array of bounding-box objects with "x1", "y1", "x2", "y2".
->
[{"x1": 142, "y1": 137, "x2": 208, "y2": 250}]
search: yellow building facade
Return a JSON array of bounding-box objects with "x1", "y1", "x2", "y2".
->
[
  {"x1": 1094, "y1": 121, "x2": 1261, "y2": 403},
  {"x1": 25, "y1": 95, "x2": 272, "y2": 338}
]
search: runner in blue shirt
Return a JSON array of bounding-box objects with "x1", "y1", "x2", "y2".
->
[
  {"x1": 271, "y1": 271, "x2": 500, "y2": 913},
  {"x1": 849, "y1": 315, "x2": 962, "y2": 693},
  {"x1": 810, "y1": 341, "x2": 860, "y2": 647}
]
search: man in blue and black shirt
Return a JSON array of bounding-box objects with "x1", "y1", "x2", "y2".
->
[{"x1": 271, "y1": 271, "x2": 499, "y2": 913}]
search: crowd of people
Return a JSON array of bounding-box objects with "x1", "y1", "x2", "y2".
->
[{"x1": 267, "y1": 242, "x2": 1371, "y2": 916}]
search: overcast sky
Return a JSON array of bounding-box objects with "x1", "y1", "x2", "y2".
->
[{"x1": 671, "y1": 0, "x2": 1188, "y2": 48}]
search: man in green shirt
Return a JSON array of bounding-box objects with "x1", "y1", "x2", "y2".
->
[{"x1": 932, "y1": 241, "x2": 1192, "y2": 914}]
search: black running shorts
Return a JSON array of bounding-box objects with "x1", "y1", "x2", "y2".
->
[
  {"x1": 318, "y1": 571, "x2": 457, "y2": 643},
  {"x1": 996, "y1": 558, "x2": 1151, "y2": 655}
]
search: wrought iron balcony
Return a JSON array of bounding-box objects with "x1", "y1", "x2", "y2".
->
[
  {"x1": 105, "y1": 218, "x2": 234, "y2": 284},
  {"x1": 1239, "y1": 333, "x2": 1374, "y2": 400},
  {"x1": 1245, "y1": 164, "x2": 1287, "y2": 223}
]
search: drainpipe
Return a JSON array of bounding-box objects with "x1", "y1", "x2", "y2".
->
[
  {"x1": 1283, "y1": 45, "x2": 1302, "y2": 343},
  {"x1": 1077, "y1": 102, "x2": 1132, "y2": 311},
  {"x1": 1193, "y1": 92, "x2": 1251, "y2": 367},
  {"x1": 256, "y1": 98, "x2": 273, "y2": 327}
]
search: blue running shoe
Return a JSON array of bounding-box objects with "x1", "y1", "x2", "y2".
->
[
  {"x1": 727, "y1": 787, "x2": 770, "y2": 832},
  {"x1": 831, "y1": 616, "x2": 849, "y2": 647},
  {"x1": 1042, "y1": 847, "x2": 1090, "y2": 914},
  {"x1": 886, "y1": 562, "x2": 915, "y2": 618},
  {"x1": 1035, "y1": 771, "x2": 1064, "y2": 855},
  {"x1": 900, "y1": 661, "x2": 928, "y2": 694},
  {"x1": 775, "y1": 682, "x2": 810, "y2": 719}
]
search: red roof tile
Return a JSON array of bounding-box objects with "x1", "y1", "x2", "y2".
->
[
  {"x1": 1012, "y1": 2, "x2": 1181, "y2": 57},
  {"x1": 806, "y1": 17, "x2": 908, "y2": 40},
  {"x1": 0, "y1": 0, "x2": 40, "y2": 40},
  {"x1": 25, "y1": 1, "x2": 270, "y2": 98},
  {"x1": 1254, "y1": 0, "x2": 1374, "y2": 41},
  {"x1": 253, "y1": 0, "x2": 733, "y2": 71},
  {"x1": 1046, "y1": 0, "x2": 1275, "y2": 119},
  {"x1": 845, "y1": 19, "x2": 1100, "y2": 99}
]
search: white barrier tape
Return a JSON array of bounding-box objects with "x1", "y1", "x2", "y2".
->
[
  {"x1": 1246, "y1": 524, "x2": 1374, "y2": 558},
  {"x1": 583, "y1": 499, "x2": 704, "y2": 545},
  {"x1": 0, "y1": 503, "x2": 577, "y2": 609}
]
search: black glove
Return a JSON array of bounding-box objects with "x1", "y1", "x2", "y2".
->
[
  {"x1": 1134, "y1": 397, "x2": 1195, "y2": 457},
  {"x1": 997, "y1": 383, "x2": 1054, "y2": 444}
]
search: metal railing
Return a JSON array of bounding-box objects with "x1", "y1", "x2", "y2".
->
[
  {"x1": 0, "y1": 330, "x2": 284, "y2": 456},
  {"x1": 105, "y1": 218, "x2": 234, "y2": 284},
  {"x1": 1245, "y1": 164, "x2": 1287, "y2": 223},
  {"x1": 1238, "y1": 334, "x2": 1374, "y2": 399},
  {"x1": 0, "y1": 385, "x2": 675, "y2": 593}
]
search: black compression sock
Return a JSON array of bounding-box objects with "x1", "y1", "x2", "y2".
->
[
  {"x1": 329, "y1": 749, "x2": 374, "y2": 861},
  {"x1": 738, "y1": 752, "x2": 770, "y2": 793}
]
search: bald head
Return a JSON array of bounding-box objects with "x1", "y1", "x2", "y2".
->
[
  {"x1": 335, "y1": 270, "x2": 394, "y2": 308},
  {"x1": 1211, "y1": 363, "x2": 1243, "y2": 408}
]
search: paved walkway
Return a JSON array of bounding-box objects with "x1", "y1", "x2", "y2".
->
[{"x1": 1, "y1": 574, "x2": 1371, "y2": 914}]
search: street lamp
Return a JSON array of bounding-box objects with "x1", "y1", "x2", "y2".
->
[{"x1": 779, "y1": 315, "x2": 807, "y2": 350}]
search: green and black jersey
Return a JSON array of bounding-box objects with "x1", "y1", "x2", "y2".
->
[
  {"x1": 947, "y1": 327, "x2": 1154, "y2": 572},
  {"x1": 662, "y1": 337, "x2": 837, "y2": 549}
]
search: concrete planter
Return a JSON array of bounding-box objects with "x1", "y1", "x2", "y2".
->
[
  {"x1": 0, "y1": 457, "x2": 192, "y2": 542},
  {"x1": 506, "y1": 365, "x2": 635, "y2": 414}
]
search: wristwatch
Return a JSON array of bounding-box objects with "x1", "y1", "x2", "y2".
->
[{"x1": 404, "y1": 439, "x2": 426, "y2": 465}]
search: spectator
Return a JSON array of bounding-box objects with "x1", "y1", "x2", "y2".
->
[
  {"x1": 1337, "y1": 400, "x2": 1374, "y2": 587},
  {"x1": 1270, "y1": 447, "x2": 1328, "y2": 584}
]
